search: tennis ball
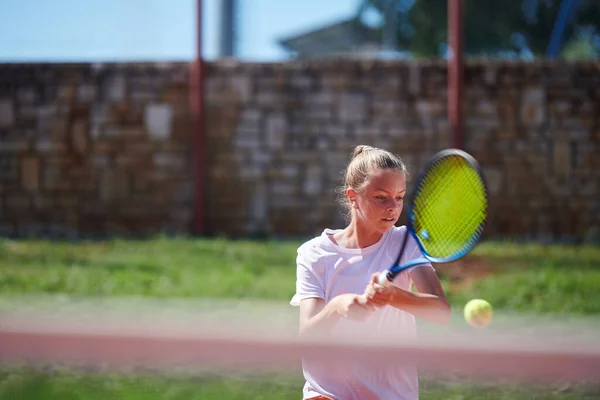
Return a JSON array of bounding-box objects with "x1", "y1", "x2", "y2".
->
[{"x1": 463, "y1": 299, "x2": 493, "y2": 328}]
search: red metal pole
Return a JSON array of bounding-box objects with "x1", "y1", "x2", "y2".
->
[
  {"x1": 192, "y1": 0, "x2": 205, "y2": 235},
  {"x1": 448, "y1": 0, "x2": 464, "y2": 149}
]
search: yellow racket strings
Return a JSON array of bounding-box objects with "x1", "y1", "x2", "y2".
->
[{"x1": 411, "y1": 155, "x2": 488, "y2": 259}]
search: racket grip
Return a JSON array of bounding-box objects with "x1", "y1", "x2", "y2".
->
[{"x1": 377, "y1": 270, "x2": 391, "y2": 285}]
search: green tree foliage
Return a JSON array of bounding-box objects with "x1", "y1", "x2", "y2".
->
[{"x1": 363, "y1": 0, "x2": 600, "y2": 58}]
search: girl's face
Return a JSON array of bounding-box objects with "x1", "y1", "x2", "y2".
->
[{"x1": 349, "y1": 169, "x2": 406, "y2": 234}]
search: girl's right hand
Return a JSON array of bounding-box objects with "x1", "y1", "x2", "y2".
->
[{"x1": 334, "y1": 293, "x2": 378, "y2": 321}]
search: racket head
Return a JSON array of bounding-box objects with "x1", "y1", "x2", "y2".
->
[{"x1": 406, "y1": 149, "x2": 488, "y2": 263}]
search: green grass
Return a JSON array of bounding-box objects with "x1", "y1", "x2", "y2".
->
[
  {"x1": 3, "y1": 368, "x2": 597, "y2": 400},
  {"x1": 446, "y1": 241, "x2": 600, "y2": 314},
  {"x1": 1, "y1": 237, "x2": 599, "y2": 400},
  {"x1": 2, "y1": 237, "x2": 598, "y2": 314},
  {"x1": 0, "y1": 236, "x2": 298, "y2": 299},
  {"x1": 1, "y1": 369, "x2": 302, "y2": 400}
]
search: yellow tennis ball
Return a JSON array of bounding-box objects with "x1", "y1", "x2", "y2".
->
[{"x1": 464, "y1": 299, "x2": 493, "y2": 328}]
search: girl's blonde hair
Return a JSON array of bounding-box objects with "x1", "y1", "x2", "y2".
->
[{"x1": 337, "y1": 145, "x2": 409, "y2": 221}]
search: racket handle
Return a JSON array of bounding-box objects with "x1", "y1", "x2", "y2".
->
[
  {"x1": 377, "y1": 270, "x2": 392, "y2": 285},
  {"x1": 377, "y1": 258, "x2": 431, "y2": 286}
]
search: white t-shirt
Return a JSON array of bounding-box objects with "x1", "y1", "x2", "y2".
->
[{"x1": 290, "y1": 225, "x2": 434, "y2": 400}]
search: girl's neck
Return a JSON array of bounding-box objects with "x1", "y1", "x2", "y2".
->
[{"x1": 332, "y1": 221, "x2": 383, "y2": 249}]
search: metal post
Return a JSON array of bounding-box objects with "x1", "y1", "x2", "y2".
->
[
  {"x1": 219, "y1": 0, "x2": 236, "y2": 57},
  {"x1": 382, "y1": 0, "x2": 398, "y2": 51},
  {"x1": 448, "y1": 0, "x2": 464, "y2": 149},
  {"x1": 192, "y1": 0, "x2": 206, "y2": 235}
]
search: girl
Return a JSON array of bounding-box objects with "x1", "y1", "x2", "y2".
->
[{"x1": 290, "y1": 145, "x2": 450, "y2": 400}]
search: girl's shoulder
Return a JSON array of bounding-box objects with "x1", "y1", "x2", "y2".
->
[
  {"x1": 297, "y1": 229, "x2": 339, "y2": 262},
  {"x1": 298, "y1": 229, "x2": 331, "y2": 253}
]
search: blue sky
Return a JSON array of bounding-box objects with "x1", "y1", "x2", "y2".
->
[{"x1": 0, "y1": 0, "x2": 359, "y2": 62}]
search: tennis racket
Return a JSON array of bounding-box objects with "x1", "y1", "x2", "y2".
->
[{"x1": 378, "y1": 148, "x2": 488, "y2": 285}]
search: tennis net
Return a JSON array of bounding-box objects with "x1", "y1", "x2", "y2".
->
[{"x1": 1, "y1": 296, "x2": 599, "y2": 400}]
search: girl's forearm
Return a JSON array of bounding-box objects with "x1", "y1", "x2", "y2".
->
[
  {"x1": 388, "y1": 288, "x2": 451, "y2": 325},
  {"x1": 299, "y1": 298, "x2": 342, "y2": 338}
]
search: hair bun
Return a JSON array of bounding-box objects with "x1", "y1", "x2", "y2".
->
[{"x1": 352, "y1": 145, "x2": 377, "y2": 158}]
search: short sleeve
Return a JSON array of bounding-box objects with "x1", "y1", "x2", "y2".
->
[{"x1": 289, "y1": 249, "x2": 325, "y2": 307}]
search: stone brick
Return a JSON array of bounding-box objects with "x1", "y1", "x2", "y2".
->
[
  {"x1": 291, "y1": 74, "x2": 313, "y2": 90},
  {"x1": 144, "y1": 103, "x2": 173, "y2": 139},
  {"x1": 70, "y1": 120, "x2": 90, "y2": 155},
  {"x1": 233, "y1": 126, "x2": 261, "y2": 150},
  {"x1": 271, "y1": 182, "x2": 297, "y2": 197},
  {"x1": 416, "y1": 100, "x2": 444, "y2": 130},
  {"x1": 21, "y1": 157, "x2": 39, "y2": 191},
  {"x1": 372, "y1": 100, "x2": 401, "y2": 123},
  {"x1": 305, "y1": 107, "x2": 332, "y2": 121},
  {"x1": 57, "y1": 196, "x2": 78, "y2": 208},
  {"x1": 131, "y1": 91, "x2": 156, "y2": 103},
  {"x1": 169, "y1": 207, "x2": 193, "y2": 225},
  {"x1": 43, "y1": 165, "x2": 70, "y2": 191},
  {"x1": 521, "y1": 87, "x2": 546, "y2": 127},
  {"x1": 0, "y1": 155, "x2": 18, "y2": 180},
  {"x1": 265, "y1": 114, "x2": 286, "y2": 150},
  {"x1": 310, "y1": 92, "x2": 334, "y2": 107},
  {"x1": 248, "y1": 180, "x2": 267, "y2": 220},
  {"x1": 229, "y1": 75, "x2": 252, "y2": 103},
  {"x1": 239, "y1": 108, "x2": 262, "y2": 125},
  {"x1": 0, "y1": 140, "x2": 29, "y2": 152},
  {"x1": 0, "y1": 99, "x2": 15, "y2": 128},
  {"x1": 105, "y1": 74, "x2": 126, "y2": 102},
  {"x1": 0, "y1": 223, "x2": 15, "y2": 236},
  {"x1": 78, "y1": 84, "x2": 97, "y2": 103},
  {"x1": 57, "y1": 85, "x2": 77, "y2": 104},
  {"x1": 483, "y1": 167, "x2": 510, "y2": 196},
  {"x1": 338, "y1": 92, "x2": 367, "y2": 123},
  {"x1": 170, "y1": 181, "x2": 194, "y2": 203},
  {"x1": 36, "y1": 138, "x2": 67, "y2": 153},
  {"x1": 484, "y1": 66, "x2": 497, "y2": 86},
  {"x1": 408, "y1": 64, "x2": 421, "y2": 95},
  {"x1": 100, "y1": 170, "x2": 130, "y2": 201},
  {"x1": 32, "y1": 195, "x2": 54, "y2": 209},
  {"x1": 436, "y1": 128, "x2": 453, "y2": 149},
  {"x1": 255, "y1": 91, "x2": 278, "y2": 106},
  {"x1": 153, "y1": 153, "x2": 185, "y2": 170},
  {"x1": 304, "y1": 165, "x2": 322, "y2": 195},
  {"x1": 17, "y1": 88, "x2": 36, "y2": 104},
  {"x1": 5, "y1": 194, "x2": 30, "y2": 210},
  {"x1": 239, "y1": 165, "x2": 261, "y2": 179},
  {"x1": 321, "y1": 73, "x2": 348, "y2": 92},
  {"x1": 552, "y1": 141, "x2": 571, "y2": 180}
]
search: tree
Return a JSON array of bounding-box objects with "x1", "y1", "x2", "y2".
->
[{"x1": 361, "y1": 0, "x2": 600, "y2": 58}]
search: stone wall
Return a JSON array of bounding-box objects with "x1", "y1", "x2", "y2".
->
[
  {"x1": 204, "y1": 60, "x2": 599, "y2": 241},
  {"x1": 0, "y1": 63, "x2": 194, "y2": 238},
  {"x1": 1, "y1": 60, "x2": 598, "y2": 240}
]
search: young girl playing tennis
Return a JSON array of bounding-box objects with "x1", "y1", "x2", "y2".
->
[{"x1": 290, "y1": 145, "x2": 451, "y2": 400}]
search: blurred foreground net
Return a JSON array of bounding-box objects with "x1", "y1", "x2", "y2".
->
[{"x1": 1, "y1": 296, "x2": 600, "y2": 400}]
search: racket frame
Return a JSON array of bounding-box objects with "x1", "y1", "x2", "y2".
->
[{"x1": 379, "y1": 148, "x2": 489, "y2": 285}]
